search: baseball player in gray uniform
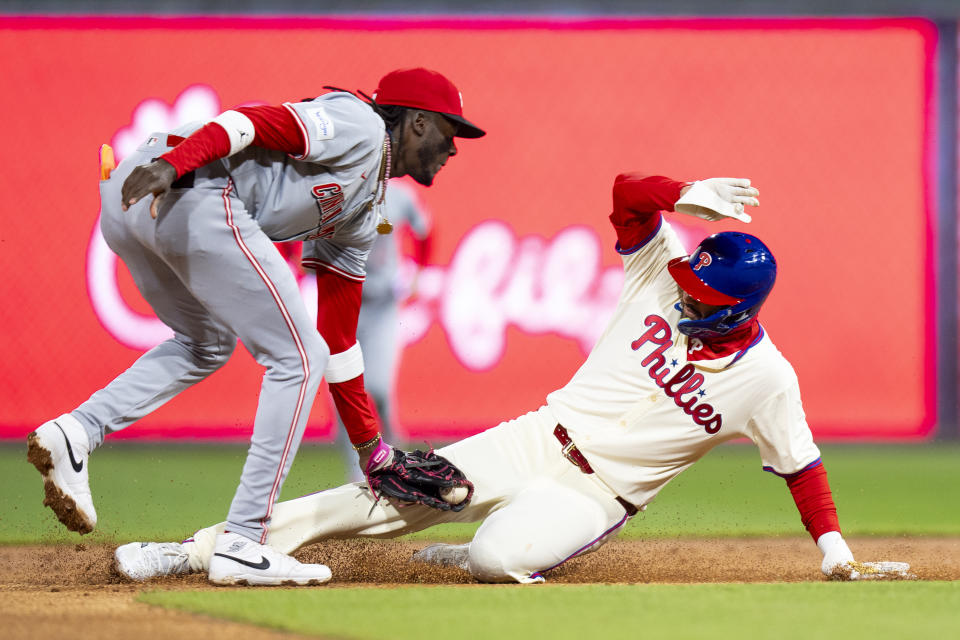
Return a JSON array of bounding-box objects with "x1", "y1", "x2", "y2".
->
[
  {"x1": 28, "y1": 68, "x2": 484, "y2": 586},
  {"x1": 115, "y1": 172, "x2": 910, "y2": 584}
]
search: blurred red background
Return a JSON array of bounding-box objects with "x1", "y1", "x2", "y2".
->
[{"x1": 0, "y1": 17, "x2": 936, "y2": 441}]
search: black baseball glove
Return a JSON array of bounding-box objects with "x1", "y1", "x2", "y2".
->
[{"x1": 366, "y1": 449, "x2": 474, "y2": 512}]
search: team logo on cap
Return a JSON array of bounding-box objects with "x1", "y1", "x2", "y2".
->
[{"x1": 693, "y1": 252, "x2": 712, "y2": 271}]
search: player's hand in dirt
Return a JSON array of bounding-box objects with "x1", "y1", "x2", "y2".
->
[
  {"x1": 819, "y1": 530, "x2": 854, "y2": 576},
  {"x1": 819, "y1": 532, "x2": 916, "y2": 580},
  {"x1": 121, "y1": 159, "x2": 177, "y2": 219}
]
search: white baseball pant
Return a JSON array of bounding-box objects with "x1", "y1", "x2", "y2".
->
[{"x1": 183, "y1": 406, "x2": 634, "y2": 583}]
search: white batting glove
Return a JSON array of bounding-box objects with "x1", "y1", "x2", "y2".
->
[
  {"x1": 818, "y1": 531, "x2": 854, "y2": 576},
  {"x1": 674, "y1": 178, "x2": 760, "y2": 223},
  {"x1": 817, "y1": 531, "x2": 915, "y2": 581}
]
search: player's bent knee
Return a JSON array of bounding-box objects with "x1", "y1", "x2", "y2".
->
[
  {"x1": 199, "y1": 341, "x2": 237, "y2": 370},
  {"x1": 179, "y1": 338, "x2": 236, "y2": 373},
  {"x1": 467, "y1": 538, "x2": 540, "y2": 584},
  {"x1": 466, "y1": 538, "x2": 510, "y2": 582}
]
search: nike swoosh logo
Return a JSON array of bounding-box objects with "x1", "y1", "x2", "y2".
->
[
  {"x1": 214, "y1": 552, "x2": 271, "y2": 570},
  {"x1": 55, "y1": 422, "x2": 83, "y2": 473}
]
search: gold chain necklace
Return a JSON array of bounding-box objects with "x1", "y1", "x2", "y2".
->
[{"x1": 375, "y1": 134, "x2": 393, "y2": 234}]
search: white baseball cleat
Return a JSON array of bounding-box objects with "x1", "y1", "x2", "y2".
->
[
  {"x1": 115, "y1": 542, "x2": 193, "y2": 581},
  {"x1": 410, "y1": 543, "x2": 470, "y2": 570},
  {"x1": 27, "y1": 414, "x2": 97, "y2": 535},
  {"x1": 208, "y1": 532, "x2": 332, "y2": 586}
]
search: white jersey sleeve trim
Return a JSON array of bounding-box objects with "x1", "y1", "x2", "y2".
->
[
  {"x1": 325, "y1": 342, "x2": 364, "y2": 383},
  {"x1": 282, "y1": 102, "x2": 310, "y2": 160},
  {"x1": 302, "y1": 258, "x2": 366, "y2": 282},
  {"x1": 211, "y1": 110, "x2": 256, "y2": 156}
]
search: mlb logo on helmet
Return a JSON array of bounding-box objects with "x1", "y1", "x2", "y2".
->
[{"x1": 667, "y1": 232, "x2": 777, "y2": 338}]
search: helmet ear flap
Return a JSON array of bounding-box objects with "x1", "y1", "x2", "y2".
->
[{"x1": 677, "y1": 300, "x2": 765, "y2": 339}]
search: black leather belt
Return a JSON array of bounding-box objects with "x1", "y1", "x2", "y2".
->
[{"x1": 553, "y1": 424, "x2": 638, "y2": 516}]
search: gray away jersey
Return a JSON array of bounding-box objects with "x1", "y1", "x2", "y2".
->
[
  {"x1": 171, "y1": 92, "x2": 386, "y2": 247},
  {"x1": 302, "y1": 179, "x2": 431, "y2": 283}
]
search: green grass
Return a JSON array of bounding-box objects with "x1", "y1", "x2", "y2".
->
[
  {"x1": 627, "y1": 443, "x2": 960, "y2": 538},
  {"x1": 4, "y1": 441, "x2": 957, "y2": 640},
  {"x1": 0, "y1": 442, "x2": 349, "y2": 544},
  {"x1": 141, "y1": 581, "x2": 960, "y2": 640},
  {"x1": 2, "y1": 442, "x2": 958, "y2": 544}
]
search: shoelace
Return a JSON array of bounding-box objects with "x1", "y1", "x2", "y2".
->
[{"x1": 150, "y1": 544, "x2": 190, "y2": 575}]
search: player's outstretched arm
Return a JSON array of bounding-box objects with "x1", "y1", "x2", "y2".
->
[
  {"x1": 313, "y1": 268, "x2": 387, "y2": 460},
  {"x1": 818, "y1": 531, "x2": 915, "y2": 580},
  {"x1": 310, "y1": 266, "x2": 467, "y2": 511},
  {"x1": 784, "y1": 463, "x2": 914, "y2": 580},
  {"x1": 121, "y1": 105, "x2": 308, "y2": 219}
]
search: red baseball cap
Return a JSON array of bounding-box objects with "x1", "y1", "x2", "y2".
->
[{"x1": 373, "y1": 68, "x2": 486, "y2": 139}]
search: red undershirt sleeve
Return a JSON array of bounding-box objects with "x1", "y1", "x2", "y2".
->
[
  {"x1": 784, "y1": 462, "x2": 842, "y2": 541},
  {"x1": 609, "y1": 174, "x2": 687, "y2": 252},
  {"x1": 159, "y1": 105, "x2": 307, "y2": 178},
  {"x1": 329, "y1": 376, "x2": 379, "y2": 445},
  {"x1": 314, "y1": 269, "x2": 380, "y2": 445}
]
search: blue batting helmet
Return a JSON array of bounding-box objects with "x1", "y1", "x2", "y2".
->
[{"x1": 667, "y1": 232, "x2": 777, "y2": 339}]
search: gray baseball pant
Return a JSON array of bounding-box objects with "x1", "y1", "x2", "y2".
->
[{"x1": 73, "y1": 151, "x2": 328, "y2": 543}]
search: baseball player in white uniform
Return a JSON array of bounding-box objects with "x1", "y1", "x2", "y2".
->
[
  {"x1": 28, "y1": 68, "x2": 484, "y2": 586},
  {"x1": 115, "y1": 172, "x2": 909, "y2": 584}
]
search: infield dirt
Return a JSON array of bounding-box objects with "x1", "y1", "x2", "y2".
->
[{"x1": 2, "y1": 537, "x2": 957, "y2": 639}]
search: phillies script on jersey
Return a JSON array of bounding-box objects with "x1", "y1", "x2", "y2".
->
[{"x1": 631, "y1": 315, "x2": 722, "y2": 434}]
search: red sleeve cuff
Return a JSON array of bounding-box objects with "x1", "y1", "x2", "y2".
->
[
  {"x1": 159, "y1": 104, "x2": 307, "y2": 178},
  {"x1": 609, "y1": 174, "x2": 686, "y2": 252},
  {"x1": 330, "y1": 374, "x2": 380, "y2": 445},
  {"x1": 784, "y1": 462, "x2": 841, "y2": 541},
  {"x1": 160, "y1": 122, "x2": 232, "y2": 178}
]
